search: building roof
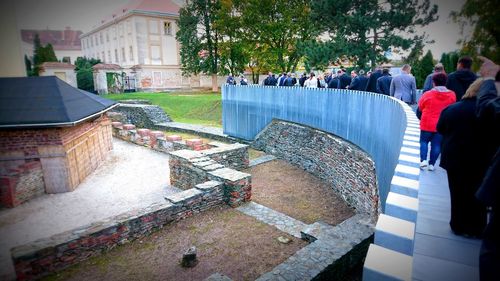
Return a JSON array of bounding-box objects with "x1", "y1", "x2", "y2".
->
[
  {"x1": 84, "y1": 0, "x2": 180, "y2": 36},
  {"x1": 92, "y1": 63, "x2": 122, "y2": 70},
  {"x1": 40, "y1": 62, "x2": 75, "y2": 70},
  {"x1": 21, "y1": 27, "x2": 83, "y2": 51},
  {"x1": 0, "y1": 76, "x2": 117, "y2": 128}
]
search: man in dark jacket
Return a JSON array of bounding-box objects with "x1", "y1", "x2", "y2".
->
[
  {"x1": 474, "y1": 56, "x2": 500, "y2": 281},
  {"x1": 299, "y1": 72, "x2": 307, "y2": 87},
  {"x1": 328, "y1": 72, "x2": 340, "y2": 88},
  {"x1": 423, "y1": 63, "x2": 445, "y2": 93},
  {"x1": 376, "y1": 68, "x2": 392, "y2": 95},
  {"x1": 338, "y1": 69, "x2": 351, "y2": 89},
  {"x1": 365, "y1": 67, "x2": 383, "y2": 92},
  {"x1": 349, "y1": 70, "x2": 369, "y2": 91},
  {"x1": 446, "y1": 56, "x2": 477, "y2": 100}
]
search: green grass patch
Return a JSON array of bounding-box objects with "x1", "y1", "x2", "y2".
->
[{"x1": 106, "y1": 91, "x2": 222, "y2": 127}]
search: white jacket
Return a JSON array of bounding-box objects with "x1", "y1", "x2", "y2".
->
[{"x1": 304, "y1": 77, "x2": 318, "y2": 88}]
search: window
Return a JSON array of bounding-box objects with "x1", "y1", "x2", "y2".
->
[
  {"x1": 127, "y1": 20, "x2": 132, "y2": 34},
  {"x1": 108, "y1": 50, "x2": 112, "y2": 63},
  {"x1": 62, "y1": 57, "x2": 71, "y2": 63},
  {"x1": 115, "y1": 49, "x2": 119, "y2": 63},
  {"x1": 121, "y1": 47, "x2": 126, "y2": 62},
  {"x1": 112, "y1": 27, "x2": 116, "y2": 40},
  {"x1": 149, "y1": 20, "x2": 159, "y2": 34},
  {"x1": 164, "y1": 22, "x2": 172, "y2": 35},
  {"x1": 95, "y1": 35, "x2": 98, "y2": 46},
  {"x1": 91, "y1": 36, "x2": 94, "y2": 47},
  {"x1": 150, "y1": 45, "x2": 161, "y2": 63},
  {"x1": 106, "y1": 31, "x2": 109, "y2": 42},
  {"x1": 100, "y1": 32, "x2": 103, "y2": 44},
  {"x1": 129, "y1": 46, "x2": 134, "y2": 62}
]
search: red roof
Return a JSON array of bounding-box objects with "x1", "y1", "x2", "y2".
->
[
  {"x1": 21, "y1": 27, "x2": 83, "y2": 51},
  {"x1": 40, "y1": 62, "x2": 75, "y2": 69}
]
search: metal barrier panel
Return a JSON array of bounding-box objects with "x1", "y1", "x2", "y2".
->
[{"x1": 222, "y1": 85, "x2": 409, "y2": 207}]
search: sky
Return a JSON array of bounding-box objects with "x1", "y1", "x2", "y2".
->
[{"x1": 13, "y1": 0, "x2": 472, "y2": 59}]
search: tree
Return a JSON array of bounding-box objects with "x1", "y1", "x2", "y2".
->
[
  {"x1": 74, "y1": 57, "x2": 101, "y2": 92},
  {"x1": 310, "y1": 0, "x2": 438, "y2": 68},
  {"x1": 440, "y1": 51, "x2": 459, "y2": 73},
  {"x1": 176, "y1": 0, "x2": 222, "y2": 91},
  {"x1": 451, "y1": 0, "x2": 500, "y2": 66},
  {"x1": 32, "y1": 34, "x2": 58, "y2": 76},
  {"x1": 24, "y1": 55, "x2": 32, "y2": 76}
]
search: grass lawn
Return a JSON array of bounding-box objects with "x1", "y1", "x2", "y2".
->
[{"x1": 106, "y1": 91, "x2": 222, "y2": 127}]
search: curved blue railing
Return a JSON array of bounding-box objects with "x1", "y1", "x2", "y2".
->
[{"x1": 222, "y1": 85, "x2": 414, "y2": 207}]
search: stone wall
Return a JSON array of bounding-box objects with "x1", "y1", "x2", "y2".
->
[
  {"x1": 110, "y1": 104, "x2": 172, "y2": 128},
  {"x1": 253, "y1": 120, "x2": 379, "y2": 216},
  {"x1": 0, "y1": 161, "x2": 44, "y2": 208},
  {"x1": 11, "y1": 181, "x2": 225, "y2": 281}
]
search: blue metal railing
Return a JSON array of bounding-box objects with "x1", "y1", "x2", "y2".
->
[{"x1": 222, "y1": 85, "x2": 413, "y2": 207}]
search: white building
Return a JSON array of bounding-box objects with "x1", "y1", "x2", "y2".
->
[{"x1": 80, "y1": 0, "x2": 196, "y2": 91}]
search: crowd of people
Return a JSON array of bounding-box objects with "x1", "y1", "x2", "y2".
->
[{"x1": 416, "y1": 56, "x2": 498, "y2": 281}]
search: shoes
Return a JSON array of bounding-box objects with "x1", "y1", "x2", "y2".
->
[
  {"x1": 420, "y1": 160, "x2": 428, "y2": 169},
  {"x1": 428, "y1": 164, "x2": 435, "y2": 171}
]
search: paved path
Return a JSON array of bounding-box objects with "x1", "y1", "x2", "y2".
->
[
  {"x1": 237, "y1": 202, "x2": 307, "y2": 238},
  {"x1": 412, "y1": 164, "x2": 481, "y2": 281},
  {"x1": 0, "y1": 138, "x2": 178, "y2": 280},
  {"x1": 249, "y1": 155, "x2": 276, "y2": 167}
]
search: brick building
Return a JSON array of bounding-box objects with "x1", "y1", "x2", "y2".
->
[{"x1": 0, "y1": 76, "x2": 117, "y2": 208}]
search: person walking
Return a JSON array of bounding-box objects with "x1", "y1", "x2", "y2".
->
[
  {"x1": 423, "y1": 63, "x2": 446, "y2": 93},
  {"x1": 338, "y1": 69, "x2": 352, "y2": 89},
  {"x1": 376, "y1": 68, "x2": 392, "y2": 95},
  {"x1": 390, "y1": 64, "x2": 417, "y2": 105},
  {"x1": 365, "y1": 67, "x2": 383, "y2": 92},
  {"x1": 437, "y1": 78, "x2": 495, "y2": 238},
  {"x1": 349, "y1": 70, "x2": 369, "y2": 91},
  {"x1": 417, "y1": 73, "x2": 456, "y2": 171},
  {"x1": 304, "y1": 72, "x2": 318, "y2": 88},
  {"x1": 446, "y1": 56, "x2": 477, "y2": 101}
]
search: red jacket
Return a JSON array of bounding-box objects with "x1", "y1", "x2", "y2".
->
[{"x1": 418, "y1": 87, "x2": 456, "y2": 132}]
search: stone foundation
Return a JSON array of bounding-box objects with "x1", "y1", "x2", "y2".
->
[
  {"x1": 11, "y1": 180, "x2": 225, "y2": 281},
  {"x1": 253, "y1": 120, "x2": 380, "y2": 216}
]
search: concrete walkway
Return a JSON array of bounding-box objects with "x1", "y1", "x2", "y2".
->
[
  {"x1": 0, "y1": 138, "x2": 178, "y2": 280},
  {"x1": 412, "y1": 164, "x2": 481, "y2": 281}
]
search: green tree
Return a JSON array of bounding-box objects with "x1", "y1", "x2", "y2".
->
[
  {"x1": 176, "y1": 0, "x2": 222, "y2": 91},
  {"x1": 24, "y1": 55, "x2": 33, "y2": 76},
  {"x1": 451, "y1": 0, "x2": 500, "y2": 65},
  {"x1": 74, "y1": 57, "x2": 101, "y2": 92},
  {"x1": 440, "y1": 51, "x2": 459, "y2": 73},
  {"x1": 32, "y1": 34, "x2": 58, "y2": 76},
  {"x1": 310, "y1": 0, "x2": 438, "y2": 68}
]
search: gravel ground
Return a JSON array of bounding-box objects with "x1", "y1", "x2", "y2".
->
[{"x1": 0, "y1": 138, "x2": 176, "y2": 280}]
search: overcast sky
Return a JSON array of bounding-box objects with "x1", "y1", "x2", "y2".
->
[{"x1": 14, "y1": 0, "x2": 471, "y2": 59}]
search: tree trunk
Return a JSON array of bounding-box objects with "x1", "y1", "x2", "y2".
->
[{"x1": 211, "y1": 74, "x2": 218, "y2": 92}]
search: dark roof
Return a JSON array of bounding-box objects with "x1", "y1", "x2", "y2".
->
[{"x1": 0, "y1": 76, "x2": 117, "y2": 128}]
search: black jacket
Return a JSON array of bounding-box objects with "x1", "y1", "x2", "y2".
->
[
  {"x1": 376, "y1": 75, "x2": 392, "y2": 95},
  {"x1": 446, "y1": 69, "x2": 477, "y2": 101},
  {"x1": 350, "y1": 76, "x2": 369, "y2": 91},
  {"x1": 338, "y1": 74, "x2": 351, "y2": 89},
  {"x1": 437, "y1": 97, "x2": 495, "y2": 173},
  {"x1": 365, "y1": 70, "x2": 383, "y2": 92}
]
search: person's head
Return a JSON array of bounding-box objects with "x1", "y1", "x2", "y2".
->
[
  {"x1": 462, "y1": 78, "x2": 484, "y2": 99},
  {"x1": 366, "y1": 70, "x2": 371, "y2": 77},
  {"x1": 337, "y1": 70, "x2": 342, "y2": 76},
  {"x1": 309, "y1": 72, "x2": 315, "y2": 78},
  {"x1": 268, "y1": 71, "x2": 273, "y2": 76},
  {"x1": 382, "y1": 68, "x2": 390, "y2": 75},
  {"x1": 434, "y1": 63, "x2": 444, "y2": 73},
  {"x1": 359, "y1": 70, "x2": 365, "y2": 76},
  {"x1": 457, "y1": 56, "x2": 473, "y2": 70},
  {"x1": 287, "y1": 72, "x2": 291, "y2": 77},
  {"x1": 303, "y1": 72, "x2": 307, "y2": 77},
  {"x1": 432, "y1": 72, "x2": 447, "y2": 87},
  {"x1": 350, "y1": 70, "x2": 357, "y2": 78},
  {"x1": 402, "y1": 64, "x2": 412, "y2": 73}
]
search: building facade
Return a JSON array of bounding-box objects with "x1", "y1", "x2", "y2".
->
[{"x1": 81, "y1": 0, "x2": 193, "y2": 91}]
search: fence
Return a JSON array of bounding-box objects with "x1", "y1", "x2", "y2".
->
[{"x1": 222, "y1": 85, "x2": 414, "y2": 207}]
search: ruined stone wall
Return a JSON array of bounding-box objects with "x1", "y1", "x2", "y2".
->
[
  {"x1": 0, "y1": 161, "x2": 44, "y2": 208},
  {"x1": 253, "y1": 120, "x2": 380, "y2": 216},
  {"x1": 110, "y1": 104, "x2": 172, "y2": 128},
  {"x1": 11, "y1": 181, "x2": 225, "y2": 281}
]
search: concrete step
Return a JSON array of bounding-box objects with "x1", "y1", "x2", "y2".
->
[{"x1": 375, "y1": 214, "x2": 415, "y2": 255}]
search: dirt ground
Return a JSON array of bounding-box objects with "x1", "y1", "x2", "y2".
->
[
  {"x1": 245, "y1": 159, "x2": 355, "y2": 225},
  {"x1": 42, "y1": 206, "x2": 306, "y2": 281}
]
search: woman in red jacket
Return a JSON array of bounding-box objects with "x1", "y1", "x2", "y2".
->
[{"x1": 418, "y1": 73, "x2": 456, "y2": 171}]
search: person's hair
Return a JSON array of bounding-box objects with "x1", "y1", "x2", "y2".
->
[
  {"x1": 434, "y1": 63, "x2": 444, "y2": 72},
  {"x1": 402, "y1": 64, "x2": 411, "y2": 72},
  {"x1": 458, "y1": 56, "x2": 473, "y2": 69},
  {"x1": 432, "y1": 72, "x2": 447, "y2": 86},
  {"x1": 310, "y1": 72, "x2": 315, "y2": 77},
  {"x1": 462, "y1": 78, "x2": 484, "y2": 99},
  {"x1": 382, "y1": 68, "x2": 390, "y2": 74}
]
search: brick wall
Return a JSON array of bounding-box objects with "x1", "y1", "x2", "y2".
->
[
  {"x1": 0, "y1": 115, "x2": 113, "y2": 206},
  {"x1": 11, "y1": 180, "x2": 225, "y2": 281},
  {"x1": 253, "y1": 120, "x2": 380, "y2": 216}
]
